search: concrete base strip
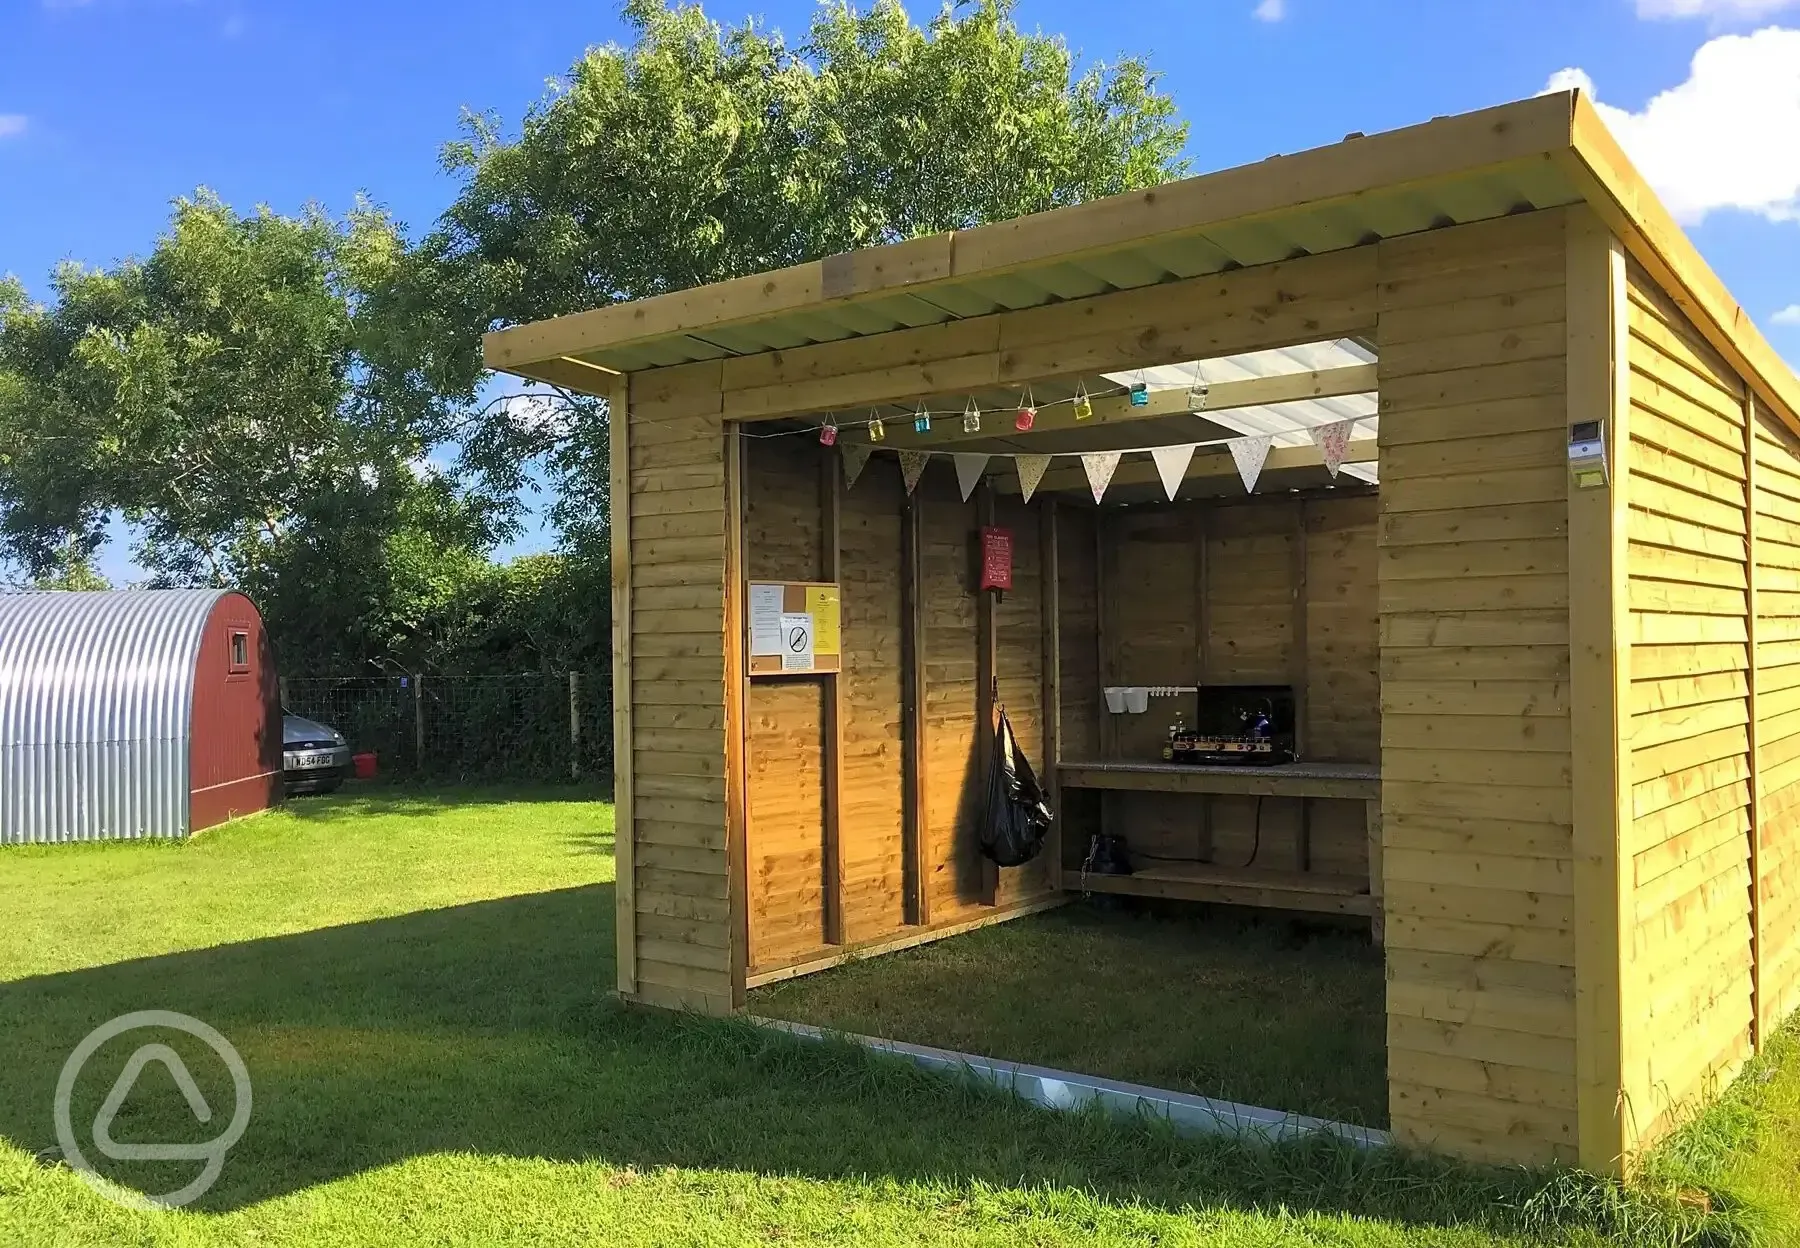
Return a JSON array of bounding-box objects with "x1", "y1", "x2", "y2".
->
[{"x1": 748, "y1": 1016, "x2": 1392, "y2": 1150}]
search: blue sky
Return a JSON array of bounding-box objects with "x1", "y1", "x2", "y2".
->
[{"x1": 3, "y1": 0, "x2": 1798, "y2": 581}]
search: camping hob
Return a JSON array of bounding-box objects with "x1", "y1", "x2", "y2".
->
[{"x1": 1161, "y1": 685, "x2": 1297, "y2": 766}]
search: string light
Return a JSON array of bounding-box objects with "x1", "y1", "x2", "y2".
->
[
  {"x1": 962, "y1": 398, "x2": 982, "y2": 434},
  {"x1": 1073, "y1": 381, "x2": 1093, "y2": 421},
  {"x1": 819, "y1": 419, "x2": 838, "y2": 446},
  {"x1": 867, "y1": 410, "x2": 886, "y2": 442},
  {"x1": 1129, "y1": 381, "x2": 1149, "y2": 408},
  {"x1": 913, "y1": 402, "x2": 932, "y2": 434},
  {"x1": 1015, "y1": 387, "x2": 1036, "y2": 432}
]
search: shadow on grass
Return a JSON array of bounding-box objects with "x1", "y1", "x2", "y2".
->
[
  {"x1": 274, "y1": 780, "x2": 616, "y2": 824},
  {"x1": 0, "y1": 884, "x2": 1756, "y2": 1244}
]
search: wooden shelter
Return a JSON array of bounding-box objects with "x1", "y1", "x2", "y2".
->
[{"x1": 484, "y1": 91, "x2": 1800, "y2": 1174}]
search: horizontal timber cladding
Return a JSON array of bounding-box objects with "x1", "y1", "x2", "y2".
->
[
  {"x1": 1623, "y1": 261, "x2": 1756, "y2": 1145},
  {"x1": 1376, "y1": 209, "x2": 1581, "y2": 1167},
  {"x1": 737, "y1": 437, "x2": 1058, "y2": 975},
  {"x1": 1069, "y1": 493, "x2": 1379, "y2": 878},
  {"x1": 625, "y1": 361, "x2": 737, "y2": 1014},
  {"x1": 1758, "y1": 400, "x2": 1800, "y2": 1032}
]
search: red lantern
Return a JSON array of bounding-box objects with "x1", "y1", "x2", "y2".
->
[
  {"x1": 819, "y1": 422, "x2": 838, "y2": 446},
  {"x1": 1015, "y1": 405, "x2": 1036, "y2": 431}
]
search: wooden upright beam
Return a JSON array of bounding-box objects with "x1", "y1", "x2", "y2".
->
[
  {"x1": 821, "y1": 452, "x2": 845, "y2": 946},
  {"x1": 1041, "y1": 500, "x2": 1063, "y2": 892},
  {"x1": 609, "y1": 374, "x2": 637, "y2": 997},
  {"x1": 1566, "y1": 209, "x2": 1633, "y2": 1178},
  {"x1": 978, "y1": 483, "x2": 1000, "y2": 908},
  {"x1": 724, "y1": 431, "x2": 752, "y2": 1009},
  {"x1": 901, "y1": 493, "x2": 931, "y2": 927}
]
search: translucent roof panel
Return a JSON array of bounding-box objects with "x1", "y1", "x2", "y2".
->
[{"x1": 1104, "y1": 338, "x2": 1379, "y2": 484}]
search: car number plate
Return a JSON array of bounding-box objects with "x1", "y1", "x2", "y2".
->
[{"x1": 292, "y1": 751, "x2": 337, "y2": 769}]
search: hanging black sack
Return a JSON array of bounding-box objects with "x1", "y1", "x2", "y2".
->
[{"x1": 979, "y1": 705, "x2": 1054, "y2": 867}]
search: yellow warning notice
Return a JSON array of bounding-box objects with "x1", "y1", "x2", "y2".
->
[{"x1": 805, "y1": 585, "x2": 841, "y2": 655}]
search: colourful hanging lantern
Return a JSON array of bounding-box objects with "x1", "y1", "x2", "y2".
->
[
  {"x1": 1015, "y1": 388, "x2": 1036, "y2": 431},
  {"x1": 962, "y1": 399, "x2": 981, "y2": 434},
  {"x1": 868, "y1": 415, "x2": 886, "y2": 442},
  {"x1": 819, "y1": 420, "x2": 838, "y2": 446},
  {"x1": 913, "y1": 403, "x2": 932, "y2": 434},
  {"x1": 1073, "y1": 383, "x2": 1093, "y2": 421},
  {"x1": 1129, "y1": 382, "x2": 1149, "y2": 407}
]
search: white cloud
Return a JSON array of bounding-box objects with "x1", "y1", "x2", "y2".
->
[
  {"x1": 1774, "y1": 304, "x2": 1800, "y2": 325},
  {"x1": 1253, "y1": 0, "x2": 1286, "y2": 20},
  {"x1": 1637, "y1": 0, "x2": 1800, "y2": 20},
  {"x1": 0, "y1": 115, "x2": 26, "y2": 140},
  {"x1": 1542, "y1": 27, "x2": 1800, "y2": 225}
]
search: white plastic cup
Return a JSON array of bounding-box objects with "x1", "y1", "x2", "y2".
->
[
  {"x1": 1125, "y1": 687, "x2": 1150, "y2": 714},
  {"x1": 1104, "y1": 687, "x2": 1128, "y2": 714}
]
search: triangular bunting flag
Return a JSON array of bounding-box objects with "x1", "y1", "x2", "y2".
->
[
  {"x1": 1150, "y1": 444, "x2": 1197, "y2": 502},
  {"x1": 1229, "y1": 435, "x2": 1273, "y2": 494},
  {"x1": 841, "y1": 443, "x2": 873, "y2": 490},
  {"x1": 953, "y1": 453, "x2": 990, "y2": 502},
  {"x1": 1082, "y1": 450, "x2": 1123, "y2": 505},
  {"x1": 1015, "y1": 454, "x2": 1052, "y2": 505},
  {"x1": 1308, "y1": 419, "x2": 1356, "y2": 479},
  {"x1": 898, "y1": 449, "x2": 930, "y2": 496}
]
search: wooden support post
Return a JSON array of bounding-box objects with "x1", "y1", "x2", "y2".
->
[
  {"x1": 1096, "y1": 511, "x2": 1114, "y2": 760},
  {"x1": 1196, "y1": 505, "x2": 1212, "y2": 862},
  {"x1": 978, "y1": 482, "x2": 1000, "y2": 907},
  {"x1": 1365, "y1": 799, "x2": 1384, "y2": 946},
  {"x1": 1292, "y1": 500, "x2": 1311, "y2": 872},
  {"x1": 1041, "y1": 500, "x2": 1063, "y2": 892},
  {"x1": 1567, "y1": 211, "x2": 1633, "y2": 1178},
  {"x1": 901, "y1": 492, "x2": 930, "y2": 927},
  {"x1": 725, "y1": 429, "x2": 751, "y2": 1006},
  {"x1": 568, "y1": 671, "x2": 582, "y2": 780},
  {"x1": 821, "y1": 451, "x2": 845, "y2": 946},
  {"x1": 412, "y1": 675, "x2": 425, "y2": 772},
  {"x1": 1748, "y1": 389, "x2": 1765, "y2": 1049},
  {"x1": 608, "y1": 374, "x2": 637, "y2": 997}
]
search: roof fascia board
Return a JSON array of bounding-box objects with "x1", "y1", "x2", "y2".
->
[
  {"x1": 1559, "y1": 92, "x2": 1800, "y2": 432},
  {"x1": 482, "y1": 94, "x2": 1577, "y2": 380}
]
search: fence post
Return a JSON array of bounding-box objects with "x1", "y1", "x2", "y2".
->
[
  {"x1": 413, "y1": 675, "x2": 425, "y2": 774},
  {"x1": 569, "y1": 671, "x2": 582, "y2": 780}
]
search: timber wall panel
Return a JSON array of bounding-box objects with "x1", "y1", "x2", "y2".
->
[
  {"x1": 994, "y1": 491, "x2": 1055, "y2": 905},
  {"x1": 1758, "y1": 401, "x2": 1800, "y2": 1028},
  {"x1": 627, "y1": 363, "x2": 734, "y2": 1011},
  {"x1": 1623, "y1": 263, "x2": 1754, "y2": 1143},
  {"x1": 838, "y1": 463, "x2": 910, "y2": 943},
  {"x1": 1377, "y1": 210, "x2": 1579, "y2": 1166}
]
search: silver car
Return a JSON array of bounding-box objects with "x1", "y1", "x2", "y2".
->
[{"x1": 283, "y1": 711, "x2": 352, "y2": 795}]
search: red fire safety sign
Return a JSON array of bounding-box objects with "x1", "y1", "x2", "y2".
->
[{"x1": 980, "y1": 527, "x2": 1013, "y2": 593}]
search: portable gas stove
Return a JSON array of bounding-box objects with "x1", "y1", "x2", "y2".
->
[{"x1": 1160, "y1": 685, "x2": 1297, "y2": 767}]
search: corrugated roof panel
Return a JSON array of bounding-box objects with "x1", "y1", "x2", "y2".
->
[
  {"x1": 0, "y1": 589, "x2": 226, "y2": 843},
  {"x1": 1023, "y1": 262, "x2": 1115, "y2": 302}
]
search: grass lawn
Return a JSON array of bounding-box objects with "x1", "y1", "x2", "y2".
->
[
  {"x1": 753, "y1": 903, "x2": 1388, "y2": 1127},
  {"x1": 0, "y1": 786, "x2": 1793, "y2": 1247}
]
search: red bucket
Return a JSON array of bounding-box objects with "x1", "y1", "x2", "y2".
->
[{"x1": 352, "y1": 752, "x2": 379, "y2": 780}]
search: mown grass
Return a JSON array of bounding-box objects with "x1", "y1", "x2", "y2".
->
[
  {"x1": 753, "y1": 901, "x2": 1389, "y2": 1126},
  {"x1": 0, "y1": 787, "x2": 1789, "y2": 1246}
]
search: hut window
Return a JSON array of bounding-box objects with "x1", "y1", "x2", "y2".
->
[{"x1": 229, "y1": 630, "x2": 250, "y2": 673}]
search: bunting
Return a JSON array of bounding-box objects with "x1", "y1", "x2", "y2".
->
[
  {"x1": 1309, "y1": 419, "x2": 1357, "y2": 479},
  {"x1": 1150, "y1": 443, "x2": 1197, "y2": 502},
  {"x1": 1082, "y1": 451, "x2": 1123, "y2": 504},
  {"x1": 953, "y1": 453, "x2": 990, "y2": 502},
  {"x1": 841, "y1": 443, "x2": 873, "y2": 489},
  {"x1": 897, "y1": 449, "x2": 930, "y2": 496},
  {"x1": 1229, "y1": 435, "x2": 1273, "y2": 494},
  {"x1": 1016, "y1": 454, "x2": 1052, "y2": 504}
]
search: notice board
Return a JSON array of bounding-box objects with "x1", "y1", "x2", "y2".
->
[{"x1": 747, "y1": 581, "x2": 842, "y2": 676}]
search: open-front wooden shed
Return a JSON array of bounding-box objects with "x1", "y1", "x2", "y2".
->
[{"x1": 484, "y1": 90, "x2": 1800, "y2": 1174}]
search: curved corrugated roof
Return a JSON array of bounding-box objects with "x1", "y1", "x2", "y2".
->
[{"x1": 0, "y1": 589, "x2": 228, "y2": 843}]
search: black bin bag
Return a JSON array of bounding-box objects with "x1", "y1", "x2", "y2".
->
[{"x1": 979, "y1": 706, "x2": 1054, "y2": 867}]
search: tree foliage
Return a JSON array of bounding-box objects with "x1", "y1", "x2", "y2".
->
[{"x1": 390, "y1": 0, "x2": 1188, "y2": 551}]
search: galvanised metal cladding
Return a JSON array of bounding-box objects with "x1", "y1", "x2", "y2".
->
[{"x1": 0, "y1": 590, "x2": 227, "y2": 843}]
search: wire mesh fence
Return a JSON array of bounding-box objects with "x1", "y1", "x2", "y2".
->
[{"x1": 281, "y1": 673, "x2": 613, "y2": 783}]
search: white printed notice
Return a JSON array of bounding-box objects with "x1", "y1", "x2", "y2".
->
[
  {"x1": 780, "y1": 612, "x2": 815, "y2": 671},
  {"x1": 749, "y1": 583, "x2": 786, "y2": 656}
]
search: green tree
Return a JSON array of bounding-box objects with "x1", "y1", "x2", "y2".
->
[
  {"x1": 0, "y1": 194, "x2": 505, "y2": 668},
  {"x1": 388, "y1": 0, "x2": 1188, "y2": 551}
]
